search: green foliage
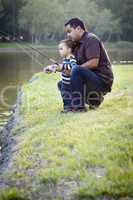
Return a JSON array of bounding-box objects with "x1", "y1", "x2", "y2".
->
[
  {"x1": 1, "y1": 0, "x2": 133, "y2": 42},
  {"x1": 0, "y1": 0, "x2": 24, "y2": 35},
  {"x1": 96, "y1": 0, "x2": 133, "y2": 41},
  {"x1": 93, "y1": 8, "x2": 121, "y2": 39},
  {"x1": 0, "y1": 188, "x2": 27, "y2": 200},
  {"x1": 19, "y1": 0, "x2": 65, "y2": 42},
  {"x1": 19, "y1": 0, "x2": 121, "y2": 42}
]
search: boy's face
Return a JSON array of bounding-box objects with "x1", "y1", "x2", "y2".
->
[
  {"x1": 65, "y1": 24, "x2": 81, "y2": 42},
  {"x1": 58, "y1": 43, "x2": 71, "y2": 58}
]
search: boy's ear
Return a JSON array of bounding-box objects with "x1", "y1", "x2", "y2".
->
[
  {"x1": 76, "y1": 26, "x2": 81, "y2": 31},
  {"x1": 68, "y1": 47, "x2": 72, "y2": 53}
]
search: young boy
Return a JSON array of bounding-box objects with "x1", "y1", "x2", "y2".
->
[{"x1": 44, "y1": 39, "x2": 77, "y2": 113}]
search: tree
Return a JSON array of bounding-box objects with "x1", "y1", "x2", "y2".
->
[
  {"x1": 19, "y1": 0, "x2": 65, "y2": 43},
  {"x1": 95, "y1": 0, "x2": 133, "y2": 41},
  {"x1": 93, "y1": 9, "x2": 121, "y2": 41},
  {"x1": 19, "y1": 0, "x2": 99, "y2": 43},
  {"x1": 64, "y1": 0, "x2": 98, "y2": 29},
  {"x1": 1, "y1": 0, "x2": 131, "y2": 42},
  {"x1": 0, "y1": 0, "x2": 24, "y2": 37}
]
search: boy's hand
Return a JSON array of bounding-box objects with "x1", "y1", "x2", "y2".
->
[
  {"x1": 43, "y1": 65, "x2": 57, "y2": 73},
  {"x1": 63, "y1": 69, "x2": 71, "y2": 75}
]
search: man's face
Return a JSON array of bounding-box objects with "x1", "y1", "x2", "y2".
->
[{"x1": 65, "y1": 24, "x2": 81, "y2": 42}]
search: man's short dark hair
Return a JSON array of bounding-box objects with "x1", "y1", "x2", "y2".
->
[{"x1": 65, "y1": 18, "x2": 86, "y2": 30}]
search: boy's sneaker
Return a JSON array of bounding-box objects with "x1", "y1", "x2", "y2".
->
[
  {"x1": 71, "y1": 107, "x2": 87, "y2": 113},
  {"x1": 60, "y1": 108, "x2": 73, "y2": 113}
]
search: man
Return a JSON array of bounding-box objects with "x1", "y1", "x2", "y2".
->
[
  {"x1": 63, "y1": 17, "x2": 113, "y2": 111},
  {"x1": 45, "y1": 18, "x2": 114, "y2": 112}
]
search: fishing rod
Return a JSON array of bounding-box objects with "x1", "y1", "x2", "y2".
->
[
  {"x1": 28, "y1": 45, "x2": 59, "y2": 65},
  {"x1": 0, "y1": 30, "x2": 43, "y2": 66},
  {"x1": 0, "y1": 30, "x2": 59, "y2": 65}
]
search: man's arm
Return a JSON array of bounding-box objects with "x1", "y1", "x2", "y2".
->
[{"x1": 81, "y1": 58, "x2": 99, "y2": 69}]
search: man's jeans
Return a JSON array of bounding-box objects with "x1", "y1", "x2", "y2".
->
[{"x1": 58, "y1": 66, "x2": 110, "y2": 109}]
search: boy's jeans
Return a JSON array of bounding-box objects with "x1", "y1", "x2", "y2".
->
[{"x1": 57, "y1": 81, "x2": 72, "y2": 109}]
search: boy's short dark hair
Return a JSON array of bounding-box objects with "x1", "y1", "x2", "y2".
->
[
  {"x1": 65, "y1": 18, "x2": 86, "y2": 31},
  {"x1": 60, "y1": 39, "x2": 76, "y2": 52}
]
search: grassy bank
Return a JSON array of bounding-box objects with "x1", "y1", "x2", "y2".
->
[{"x1": 0, "y1": 65, "x2": 133, "y2": 200}]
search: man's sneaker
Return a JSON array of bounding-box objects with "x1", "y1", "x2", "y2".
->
[
  {"x1": 89, "y1": 104, "x2": 100, "y2": 110},
  {"x1": 89, "y1": 95, "x2": 104, "y2": 110}
]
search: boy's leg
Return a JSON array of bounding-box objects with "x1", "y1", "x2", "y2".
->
[
  {"x1": 57, "y1": 81, "x2": 72, "y2": 110},
  {"x1": 57, "y1": 81, "x2": 62, "y2": 91}
]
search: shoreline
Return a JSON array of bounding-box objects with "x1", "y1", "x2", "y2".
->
[
  {"x1": 0, "y1": 48, "x2": 133, "y2": 65},
  {"x1": 0, "y1": 89, "x2": 22, "y2": 175}
]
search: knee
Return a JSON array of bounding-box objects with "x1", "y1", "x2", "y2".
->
[
  {"x1": 72, "y1": 66, "x2": 81, "y2": 74},
  {"x1": 71, "y1": 66, "x2": 82, "y2": 78},
  {"x1": 72, "y1": 66, "x2": 90, "y2": 76}
]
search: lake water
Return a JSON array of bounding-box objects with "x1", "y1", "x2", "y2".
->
[
  {"x1": 0, "y1": 49, "x2": 59, "y2": 128},
  {"x1": 0, "y1": 48, "x2": 133, "y2": 128}
]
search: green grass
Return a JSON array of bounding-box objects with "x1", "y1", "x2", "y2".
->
[
  {"x1": 0, "y1": 42, "x2": 57, "y2": 49},
  {"x1": 105, "y1": 41, "x2": 133, "y2": 50},
  {"x1": 0, "y1": 65, "x2": 133, "y2": 199},
  {"x1": 0, "y1": 42, "x2": 18, "y2": 48},
  {"x1": 0, "y1": 188, "x2": 27, "y2": 200}
]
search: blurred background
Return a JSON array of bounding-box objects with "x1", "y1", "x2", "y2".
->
[{"x1": 0, "y1": 0, "x2": 133, "y2": 44}]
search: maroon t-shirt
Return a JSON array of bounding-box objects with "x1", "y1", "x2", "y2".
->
[{"x1": 74, "y1": 32, "x2": 114, "y2": 89}]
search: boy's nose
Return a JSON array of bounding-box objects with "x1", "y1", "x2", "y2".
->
[{"x1": 67, "y1": 34, "x2": 71, "y2": 39}]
